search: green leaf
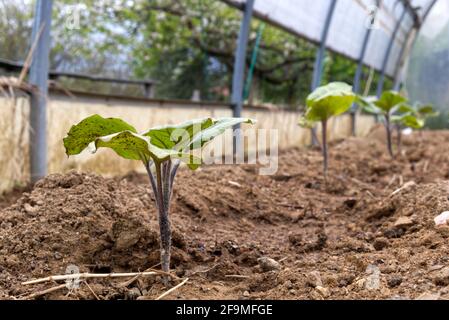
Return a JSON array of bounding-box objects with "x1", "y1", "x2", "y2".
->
[
  {"x1": 374, "y1": 91, "x2": 407, "y2": 113},
  {"x1": 355, "y1": 96, "x2": 380, "y2": 115},
  {"x1": 304, "y1": 82, "x2": 356, "y2": 122},
  {"x1": 418, "y1": 105, "x2": 434, "y2": 114},
  {"x1": 188, "y1": 118, "x2": 256, "y2": 150},
  {"x1": 392, "y1": 114, "x2": 424, "y2": 129},
  {"x1": 298, "y1": 116, "x2": 315, "y2": 129},
  {"x1": 93, "y1": 131, "x2": 158, "y2": 161},
  {"x1": 93, "y1": 131, "x2": 202, "y2": 168},
  {"x1": 396, "y1": 103, "x2": 416, "y2": 115},
  {"x1": 63, "y1": 115, "x2": 137, "y2": 156},
  {"x1": 143, "y1": 118, "x2": 215, "y2": 150},
  {"x1": 417, "y1": 104, "x2": 439, "y2": 117},
  {"x1": 64, "y1": 116, "x2": 255, "y2": 171}
]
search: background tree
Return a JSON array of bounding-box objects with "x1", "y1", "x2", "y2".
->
[{"x1": 0, "y1": 0, "x2": 389, "y2": 108}]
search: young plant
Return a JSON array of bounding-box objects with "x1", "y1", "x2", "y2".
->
[
  {"x1": 391, "y1": 104, "x2": 423, "y2": 154},
  {"x1": 299, "y1": 82, "x2": 356, "y2": 178},
  {"x1": 63, "y1": 115, "x2": 255, "y2": 279},
  {"x1": 392, "y1": 103, "x2": 439, "y2": 152},
  {"x1": 360, "y1": 91, "x2": 407, "y2": 158},
  {"x1": 415, "y1": 103, "x2": 439, "y2": 121}
]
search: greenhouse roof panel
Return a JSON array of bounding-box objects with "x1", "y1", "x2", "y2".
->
[{"x1": 227, "y1": 0, "x2": 437, "y2": 77}]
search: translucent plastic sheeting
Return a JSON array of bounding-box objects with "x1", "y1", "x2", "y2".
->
[
  {"x1": 405, "y1": 0, "x2": 449, "y2": 126},
  {"x1": 227, "y1": 0, "x2": 437, "y2": 77}
]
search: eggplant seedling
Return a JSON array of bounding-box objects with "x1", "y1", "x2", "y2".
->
[
  {"x1": 63, "y1": 115, "x2": 255, "y2": 280},
  {"x1": 415, "y1": 103, "x2": 439, "y2": 121},
  {"x1": 299, "y1": 82, "x2": 356, "y2": 178},
  {"x1": 392, "y1": 103, "x2": 439, "y2": 152},
  {"x1": 391, "y1": 104, "x2": 423, "y2": 154},
  {"x1": 360, "y1": 91, "x2": 406, "y2": 158}
]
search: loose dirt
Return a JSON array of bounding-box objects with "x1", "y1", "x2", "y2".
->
[{"x1": 1, "y1": 127, "x2": 449, "y2": 300}]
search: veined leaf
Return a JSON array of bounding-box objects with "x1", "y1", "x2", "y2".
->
[
  {"x1": 304, "y1": 82, "x2": 356, "y2": 122},
  {"x1": 374, "y1": 91, "x2": 407, "y2": 113},
  {"x1": 391, "y1": 114, "x2": 424, "y2": 129},
  {"x1": 92, "y1": 131, "x2": 202, "y2": 168},
  {"x1": 306, "y1": 82, "x2": 353, "y2": 106},
  {"x1": 64, "y1": 116, "x2": 255, "y2": 171},
  {"x1": 356, "y1": 96, "x2": 381, "y2": 115},
  {"x1": 418, "y1": 104, "x2": 439, "y2": 117},
  {"x1": 143, "y1": 118, "x2": 215, "y2": 150},
  {"x1": 395, "y1": 103, "x2": 416, "y2": 115},
  {"x1": 188, "y1": 118, "x2": 256, "y2": 150},
  {"x1": 63, "y1": 114, "x2": 137, "y2": 156}
]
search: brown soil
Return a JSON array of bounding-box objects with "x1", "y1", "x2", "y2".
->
[{"x1": 1, "y1": 127, "x2": 449, "y2": 300}]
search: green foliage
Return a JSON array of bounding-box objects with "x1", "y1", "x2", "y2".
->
[
  {"x1": 300, "y1": 82, "x2": 356, "y2": 124},
  {"x1": 416, "y1": 104, "x2": 439, "y2": 118},
  {"x1": 357, "y1": 96, "x2": 381, "y2": 114},
  {"x1": 143, "y1": 118, "x2": 215, "y2": 150},
  {"x1": 360, "y1": 91, "x2": 409, "y2": 117},
  {"x1": 63, "y1": 115, "x2": 137, "y2": 156},
  {"x1": 298, "y1": 82, "x2": 355, "y2": 178},
  {"x1": 373, "y1": 91, "x2": 407, "y2": 113},
  {"x1": 392, "y1": 103, "x2": 439, "y2": 130},
  {"x1": 391, "y1": 114, "x2": 424, "y2": 129},
  {"x1": 63, "y1": 115, "x2": 255, "y2": 169}
]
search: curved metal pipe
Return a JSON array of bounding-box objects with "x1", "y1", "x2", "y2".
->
[{"x1": 376, "y1": 2, "x2": 407, "y2": 96}]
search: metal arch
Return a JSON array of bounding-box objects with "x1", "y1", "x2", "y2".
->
[
  {"x1": 407, "y1": 0, "x2": 438, "y2": 51},
  {"x1": 376, "y1": 2, "x2": 407, "y2": 97},
  {"x1": 350, "y1": 0, "x2": 381, "y2": 136},
  {"x1": 393, "y1": 25, "x2": 416, "y2": 90},
  {"x1": 311, "y1": 0, "x2": 338, "y2": 91},
  {"x1": 310, "y1": 0, "x2": 338, "y2": 145},
  {"x1": 422, "y1": 0, "x2": 438, "y2": 22},
  {"x1": 392, "y1": 0, "x2": 438, "y2": 91},
  {"x1": 231, "y1": 0, "x2": 255, "y2": 152},
  {"x1": 29, "y1": 0, "x2": 53, "y2": 183},
  {"x1": 231, "y1": 0, "x2": 255, "y2": 118}
]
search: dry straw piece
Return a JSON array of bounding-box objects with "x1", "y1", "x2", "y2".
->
[{"x1": 21, "y1": 271, "x2": 160, "y2": 285}]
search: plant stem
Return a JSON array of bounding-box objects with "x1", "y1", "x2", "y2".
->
[
  {"x1": 162, "y1": 160, "x2": 172, "y2": 218},
  {"x1": 144, "y1": 160, "x2": 158, "y2": 203},
  {"x1": 154, "y1": 162, "x2": 172, "y2": 277},
  {"x1": 321, "y1": 120, "x2": 328, "y2": 180},
  {"x1": 396, "y1": 124, "x2": 402, "y2": 156},
  {"x1": 385, "y1": 113, "x2": 394, "y2": 158},
  {"x1": 170, "y1": 160, "x2": 180, "y2": 193}
]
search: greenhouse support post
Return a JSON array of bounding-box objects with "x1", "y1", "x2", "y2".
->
[
  {"x1": 350, "y1": 0, "x2": 379, "y2": 136},
  {"x1": 310, "y1": 0, "x2": 337, "y2": 146},
  {"x1": 376, "y1": 5, "x2": 407, "y2": 97},
  {"x1": 231, "y1": 0, "x2": 255, "y2": 153},
  {"x1": 29, "y1": 0, "x2": 53, "y2": 183},
  {"x1": 311, "y1": 0, "x2": 337, "y2": 91}
]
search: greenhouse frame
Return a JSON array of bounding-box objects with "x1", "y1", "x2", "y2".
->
[{"x1": 25, "y1": 0, "x2": 439, "y2": 182}]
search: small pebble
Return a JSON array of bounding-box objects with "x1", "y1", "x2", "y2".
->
[
  {"x1": 387, "y1": 276, "x2": 403, "y2": 288},
  {"x1": 373, "y1": 237, "x2": 389, "y2": 251},
  {"x1": 257, "y1": 257, "x2": 280, "y2": 272}
]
